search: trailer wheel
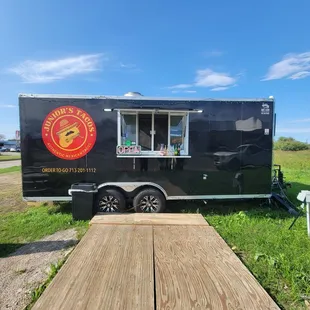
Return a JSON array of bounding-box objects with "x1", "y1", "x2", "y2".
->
[
  {"x1": 96, "y1": 189, "x2": 126, "y2": 213},
  {"x1": 133, "y1": 189, "x2": 166, "y2": 213}
]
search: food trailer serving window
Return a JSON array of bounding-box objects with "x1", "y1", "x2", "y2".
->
[{"x1": 115, "y1": 109, "x2": 194, "y2": 158}]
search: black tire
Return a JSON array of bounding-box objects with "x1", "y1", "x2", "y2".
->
[
  {"x1": 133, "y1": 188, "x2": 166, "y2": 213},
  {"x1": 96, "y1": 188, "x2": 126, "y2": 213}
]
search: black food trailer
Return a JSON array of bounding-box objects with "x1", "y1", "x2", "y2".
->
[{"x1": 19, "y1": 92, "x2": 276, "y2": 218}]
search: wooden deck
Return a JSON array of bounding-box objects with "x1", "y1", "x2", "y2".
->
[
  {"x1": 32, "y1": 214, "x2": 280, "y2": 310},
  {"x1": 91, "y1": 212, "x2": 209, "y2": 226}
]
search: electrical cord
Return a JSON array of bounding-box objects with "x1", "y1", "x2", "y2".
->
[{"x1": 277, "y1": 180, "x2": 304, "y2": 230}]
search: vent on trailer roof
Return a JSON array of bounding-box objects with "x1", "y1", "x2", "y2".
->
[{"x1": 123, "y1": 91, "x2": 143, "y2": 97}]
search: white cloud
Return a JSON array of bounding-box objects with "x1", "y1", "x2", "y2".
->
[
  {"x1": 167, "y1": 68, "x2": 238, "y2": 92},
  {"x1": 167, "y1": 84, "x2": 193, "y2": 90},
  {"x1": 9, "y1": 54, "x2": 104, "y2": 83},
  {"x1": 262, "y1": 52, "x2": 310, "y2": 81},
  {"x1": 0, "y1": 104, "x2": 17, "y2": 108},
  {"x1": 210, "y1": 86, "x2": 229, "y2": 91},
  {"x1": 171, "y1": 90, "x2": 197, "y2": 94},
  {"x1": 290, "y1": 71, "x2": 310, "y2": 80},
  {"x1": 289, "y1": 118, "x2": 310, "y2": 123},
  {"x1": 195, "y1": 69, "x2": 237, "y2": 88},
  {"x1": 277, "y1": 128, "x2": 310, "y2": 133}
]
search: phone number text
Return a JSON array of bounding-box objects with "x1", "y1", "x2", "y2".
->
[{"x1": 42, "y1": 168, "x2": 97, "y2": 173}]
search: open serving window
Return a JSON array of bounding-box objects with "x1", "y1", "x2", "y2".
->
[{"x1": 115, "y1": 109, "x2": 199, "y2": 158}]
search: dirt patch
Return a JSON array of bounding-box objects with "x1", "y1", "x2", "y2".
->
[
  {"x1": 0, "y1": 172, "x2": 27, "y2": 214},
  {"x1": 0, "y1": 228, "x2": 78, "y2": 310}
]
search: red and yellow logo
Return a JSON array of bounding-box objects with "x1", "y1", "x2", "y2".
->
[{"x1": 42, "y1": 106, "x2": 96, "y2": 160}]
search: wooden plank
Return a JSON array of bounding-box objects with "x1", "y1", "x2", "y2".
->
[
  {"x1": 154, "y1": 225, "x2": 280, "y2": 310},
  {"x1": 90, "y1": 213, "x2": 209, "y2": 226},
  {"x1": 32, "y1": 225, "x2": 154, "y2": 310}
]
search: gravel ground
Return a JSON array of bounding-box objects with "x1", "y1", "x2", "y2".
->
[
  {"x1": 0, "y1": 229, "x2": 78, "y2": 310},
  {"x1": 0, "y1": 172, "x2": 79, "y2": 310},
  {"x1": 0, "y1": 160, "x2": 21, "y2": 168},
  {"x1": 0, "y1": 172, "x2": 26, "y2": 214}
]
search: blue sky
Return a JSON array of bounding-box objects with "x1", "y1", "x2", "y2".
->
[{"x1": 1, "y1": 0, "x2": 310, "y2": 141}]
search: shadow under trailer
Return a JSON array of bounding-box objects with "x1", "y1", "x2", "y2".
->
[{"x1": 18, "y1": 92, "x2": 294, "y2": 220}]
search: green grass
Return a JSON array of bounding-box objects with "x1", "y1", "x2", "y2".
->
[
  {"x1": 200, "y1": 150, "x2": 310, "y2": 310},
  {"x1": 25, "y1": 258, "x2": 67, "y2": 309},
  {"x1": 274, "y1": 150, "x2": 310, "y2": 204},
  {"x1": 204, "y1": 208, "x2": 309, "y2": 310},
  {"x1": 0, "y1": 166, "x2": 21, "y2": 174},
  {"x1": 0, "y1": 154, "x2": 21, "y2": 161},
  {"x1": 0, "y1": 203, "x2": 89, "y2": 257},
  {"x1": 1, "y1": 150, "x2": 310, "y2": 309}
]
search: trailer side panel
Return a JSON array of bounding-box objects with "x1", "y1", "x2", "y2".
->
[{"x1": 19, "y1": 96, "x2": 273, "y2": 200}]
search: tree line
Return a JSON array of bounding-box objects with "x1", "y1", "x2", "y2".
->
[{"x1": 274, "y1": 137, "x2": 309, "y2": 151}]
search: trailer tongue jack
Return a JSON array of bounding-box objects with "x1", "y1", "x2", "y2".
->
[{"x1": 270, "y1": 165, "x2": 299, "y2": 216}]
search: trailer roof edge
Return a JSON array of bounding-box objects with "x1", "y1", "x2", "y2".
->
[{"x1": 18, "y1": 93, "x2": 275, "y2": 102}]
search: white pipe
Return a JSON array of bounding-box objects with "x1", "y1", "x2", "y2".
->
[
  {"x1": 307, "y1": 203, "x2": 310, "y2": 237},
  {"x1": 297, "y1": 190, "x2": 310, "y2": 238},
  {"x1": 117, "y1": 111, "x2": 121, "y2": 145}
]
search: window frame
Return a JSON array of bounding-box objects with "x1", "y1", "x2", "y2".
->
[
  {"x1": 168, "y1": 112, "x2": 189, "y2": 155},
  {"x1": 116, "y1": 109, "x2": 191, "y2": 157},
  {"x1": 117, "y1": 110, "x2": 139, "y2": 146}
]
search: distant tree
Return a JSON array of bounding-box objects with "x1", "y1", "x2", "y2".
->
[
  {"x1": 274, "y1": 136, "x2": 309, "y2": 151},
  {"x1": 0, "y1": 134, "x2": 5, "y2": 140}
]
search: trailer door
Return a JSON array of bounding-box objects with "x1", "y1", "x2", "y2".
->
[
  {"x1": 186, "y1": 101, "x2": 244, "y2": 196},
  {"x1": 240, "y1": 101, "x2": 273, "y2": 194}
]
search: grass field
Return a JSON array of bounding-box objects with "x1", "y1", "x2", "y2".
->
[
  {"x1": 274, "y1": 151, "x2": 310, "y2": 204},
  {"x1": 202, "y1": 150, "x2": 310, "y2": 310},
  {"x1": 0, "y1": 171, "x2": 88, "y2": 257},
  {"x1": 0, "y1": 203, "x2": 88, "y2": 257},
  {"x1": 0, "y1": 166, "x2": 21, "y2": 174},
  {"x1": 0, "y1": 150, "x2": 309, "y2": 309},
  {"x1": 0, "y1": 154, "x2": 21, "y2": 161}
]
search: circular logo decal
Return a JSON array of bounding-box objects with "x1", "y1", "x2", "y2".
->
[{"x1": 42, "y1": 106, "x2": 97, "y2": 160}]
